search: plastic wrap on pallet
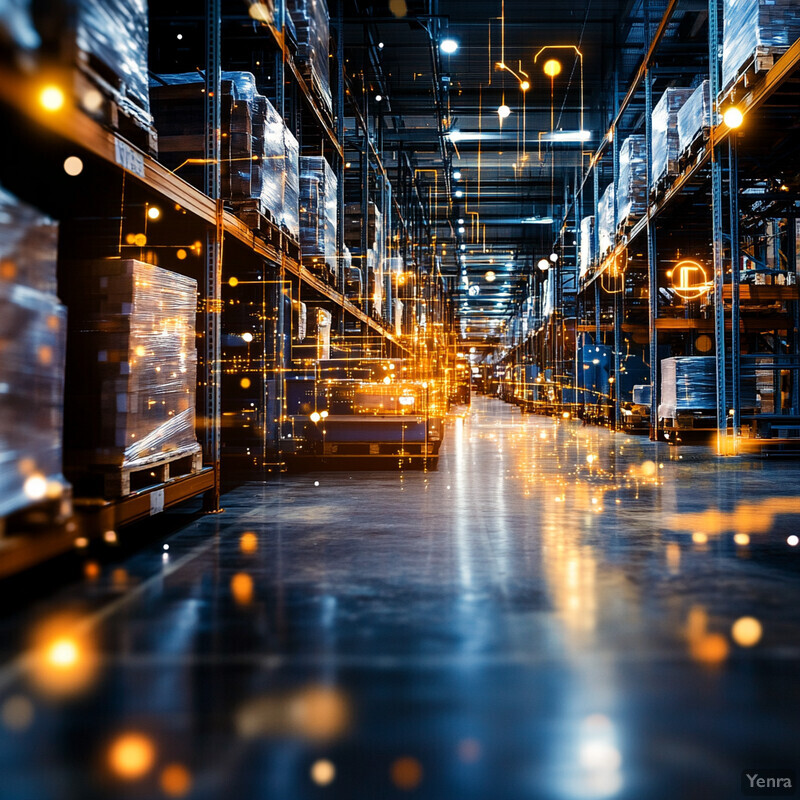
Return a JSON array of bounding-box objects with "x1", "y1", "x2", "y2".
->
[
  {"x1": 658, "y1": 356, "x2": 716, "y2": 419},
  {"x1": 299, "y1": 156, "x2": 337, "y2": 272},
  {"x1": 34, "y1": 0, "x2": 151, "y2": 127},
  {"x1": 651, "y1": 87, "x2": 694, "y2": 187},
  {"x1": 677, "y1": 80, "x2": 712, "y2": 157},
  {"x1": 722, "y1": 0, "x2": 800, "y2": 92},
  {"x1": 0, "y1": 283, "x2": 67, "y2": 518},
  {"x1": 62, "y1": 259, "x2": 199, "y2": 470},
  {"x1": 0, "y1": 0, "x2": 40, "y2": 51},
  {"x1": 616, "y1": 135, "x2": 647, "y2": 228},
  {"x1": 632, "y1": 384, "x2": 652, "y2": 407},
  {"x1": 0, "y1": 185, "x2": 59, "y2": 295},
  {"x1": 256, "y1": 95, "x2": 283, "y2": 222},
  {"x1": 282, "y1": 126, "x2": 300, "y2": 238},
  {"x1": 288, "y1": 0, "x2": 332, "y2": 114},
  {"x1": 597, "y1": 184, "x2": 615, "y2": 255},
  {"x1": 579, "y1": 216, "x2": 595, "y2": 278}
]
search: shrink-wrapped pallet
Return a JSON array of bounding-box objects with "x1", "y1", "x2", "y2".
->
[
  {"x1": 0, "y1": 283, "x2": 68, "y2": 518},
  {"x1": 0, "y1": 186, "x2": 68, "y2": 518},
  {"x1": 62, "y1": 260, "x2": 200, "y2": 475},
  {"x1": 0, "y1": 186, "x2": 59, "y2": 295},
  {"x1": 299, "y1": 156, "x2": 338, "y2": 275},
  {"x1": 282, "y1": 126, "x2": 300, "y2": 238},
  {"x1": 658, "y1": 357, "x2": 716, "y2": 419},
  {"x1": 33, "y1": 0, "x2": 152, "y2": 128},
  {"x1": 651, "y1": 87, "x2": 693, "y2": 187},
  {"x1": 288, "y1": 0, "x2": 332, "y2": 115},
  {"x1": 616, "y1": 135, "x2": 647, "y2": 228},
  {"x1": 677, "y1": 80, "x2": 712, "y2": 157},
  {"x1": 632, "y1": 384, "x2": 652, "y2": 407},
  {"x1": 579, "y1": 216, "x2": 595, "y2": 278},
  {"x1": 597, "y1": 184, "x2": 615, "y2": 256},
  {"x1": 722, "y1": 0, "x2": 800, "y2": 92}
]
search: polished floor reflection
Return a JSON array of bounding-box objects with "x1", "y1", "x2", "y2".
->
[{"x1": 2, "y1": 397, "x2": 800, "y2": 799}]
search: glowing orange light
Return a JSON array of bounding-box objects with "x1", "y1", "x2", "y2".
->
[
  {"x1": 520, "y1": 80, "x2": 530, "y2": 91},
  {"x1": 240, "y1": 377, "x2": 252, "y2": 389},
  {"x1": 731, "y1": 616, "x2": 762, "y2": 647},
  {"x1": 672, "y1": 259, "x2": 710, "y2": 300},
  {"x1": 391, "y1": 757, "x2": 423, "y2": 790},
  {"x1": 160, "y1": 763, "x2": 192, "y2": 796},
  {"x1": 543, "y1": 59, "x2": 561, "y2": 78},
  {"x1": 240, "y1": 532, "x2": 258, "y2": 553},
  {"x1": 39, "y1": 85, "x2": 65, "y2": 112},
  {"x1": 108, "y1": 732, "x2": 156, "y2": 780},
  {"x1": 231, "y1": 572, "x2": 254, "y2": 605},
  {"x1": 310, "y1": 759, "x2": 336, "y2": 786}
]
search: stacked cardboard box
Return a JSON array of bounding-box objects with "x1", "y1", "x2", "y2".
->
[
  {"x1": 151, "y1": 72, "x2": 299, "y2": 235},
  {"x1": 651, "y1": 87, "x2": 694, "y2": 187},
  {"x1": 344, "y1": 202, "x2": 381, "y2": 250},
  {"x1": 62, "y1": 260, "x2": 200, "y2": 483},
  {"x1": 288, "y1": 0, "x2": 332, "y2": 115},
  {"x1": 579, "y1": 216, "x2": 595, "y2": 278},
  {"x1": 677, "y1": 81, "x2": 712, "y2": 157},
  {"x1": 0, "y1": 185, "x2": 69, "y2": 518},
  {"x1": 300, "y1": 156, "x2": 338, "y2": 277},
  {"x1": 616, "y1": 135, "x2": 647, "y2": 228},
  {"x1": 722, "y1": 0, "x2": 800, "y2": 92}
]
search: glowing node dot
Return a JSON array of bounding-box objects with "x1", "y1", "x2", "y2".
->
[
  {"x1": 787, "y1": 535, "x2": 799, "y2": 547},
  {"x1": 176, "y1": 248, "x2": 188, "y2": 260},
  {"x1": 543, "y1": 59, "x2": 562, "y2": 78}
]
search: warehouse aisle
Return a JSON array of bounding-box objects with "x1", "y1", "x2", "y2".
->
[{"x1": 2, "y1": 397, "x2": 800, "y2": 799}]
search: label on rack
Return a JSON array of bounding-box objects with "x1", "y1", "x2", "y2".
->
[
  {"x1": 150, "y1": 488, "x2": 165, "y2": 515},
  {"x1": 114, "y1": 137, "x2": 145, "y2": 179}
]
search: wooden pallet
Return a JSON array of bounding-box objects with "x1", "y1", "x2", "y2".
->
[
  {"x1": 231, "y1": 200, "x2": 285, "y2": 249},
  {"x1": 73, "y1": 56, "x2": 158, "y2": 158},
  {"x1": 96, "y1": 446, "x2": 204, "y2": 498},
  {"x1": 721, "y1": 47, "x2": 783, "y2": 105},
  {"x1": 678, "y1": 129, "x2": 710, "y2": 172},
  {"x1": 297, "y1": 65, "x2": 334, "y2": 124}
]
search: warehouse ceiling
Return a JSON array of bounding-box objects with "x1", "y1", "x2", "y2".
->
[{"x1": 345, "y1": 0, "x2": 676, "y2": 340}]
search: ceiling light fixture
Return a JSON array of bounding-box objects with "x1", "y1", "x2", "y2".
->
[{"x1": 440, "y1": 38, "x2": 459, "y2": 55}]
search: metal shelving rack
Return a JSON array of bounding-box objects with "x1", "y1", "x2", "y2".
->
[
  {"x1": 503, "y1": 0, "x2": 800, "y2": 455},
  {"x1": 0, "y1": 0, "x2": 427, "y2": 575}
]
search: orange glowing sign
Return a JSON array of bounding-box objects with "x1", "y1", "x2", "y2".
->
[{"x1": 672, "y1": 260, "x2": 710, "y2": 300}]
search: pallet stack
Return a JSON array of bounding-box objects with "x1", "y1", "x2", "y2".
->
[
  {"x1": 0, "y1": 185, "x2": 70, "y2": 522},
  {"x1": 27, "y1": 0, "x2": 155, "y2": 151},
  {"x1": 288, "y1": 0, "x2": 332, "y2": 116},
  {"x1": 579, "y1": 216, "x2": 595, "y2": 278},
  {"x1": 651, "y1": 87, "x2": 694, "y2": 189},
  {"x1": 616, "y1": 135, "x2": 647, "y2": 229},
  {"x1": 597, "y1": 184, "x2": 615, "y2": 256},
  {"x1": 61, "y1": 259, "x2": 201, "y2": 497},
  {"x1": 151, "y1": 72, "x2": 300, "y2": 238},
  {"x1": 300, "y1": 156, "x2": 338, "y2": 279},
  {"x1": 722, "y1": 0, "x2": 800, "y2": 93},
  {"x1": 677, "y1": 81, "x2": 712, "y2": 158}
]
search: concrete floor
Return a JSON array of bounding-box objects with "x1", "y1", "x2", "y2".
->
[{"x1": 1, "y1": 397, "x2": 800, "y2": 799}]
